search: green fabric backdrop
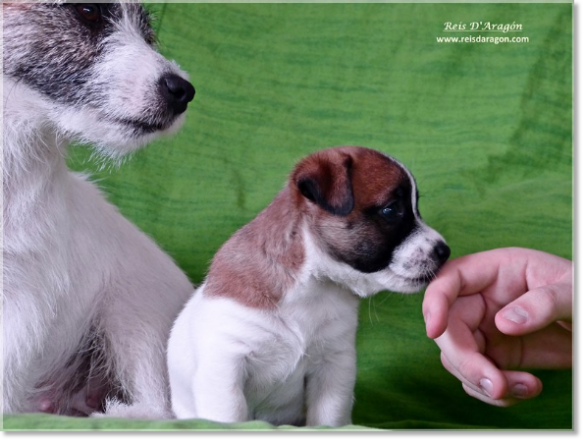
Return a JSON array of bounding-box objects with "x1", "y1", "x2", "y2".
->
[{"x1": 3, "y1": 0, "x2": 573, "y2": 431}]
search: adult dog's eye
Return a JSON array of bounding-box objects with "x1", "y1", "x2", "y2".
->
[
  {"x1": 380, "y1": 201, "x2": 405, "y2": 223},
  {"x1": 75, "y1": 4, "x2": 101, "y2": 23}
]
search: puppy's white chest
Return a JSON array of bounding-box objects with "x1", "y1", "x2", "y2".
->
[
  {"x1": 168, "y1": 281, "x2": 359, "y2": 426},
  {"x1": 242, "y1": 288, "x2": 359, "y2": 424},
  {"x1": 242, "y1": 335, "x2": 308, "y2": 424}
]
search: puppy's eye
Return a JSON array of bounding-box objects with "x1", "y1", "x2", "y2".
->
[
  {"x1": 75, "y1": 4, "x2": 101, "y2": 23},
  {"x1": 380, "y1": 201, "x2": 405, "y2": 223}
]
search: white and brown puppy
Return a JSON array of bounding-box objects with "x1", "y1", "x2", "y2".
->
[
  {"x1": 4, "y1": 3, "x2": 195, "y2": 418},
  {"x1": 168, "y1": 146, "x2": 450, "y2": 426}
]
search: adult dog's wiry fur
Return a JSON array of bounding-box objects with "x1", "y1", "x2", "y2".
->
[
  {"x1": 168, "y1": 146, "x2": 450, "y2": 426},
  {"x1": 3, "y1": 2, "x2": 195, "y2": 418}
]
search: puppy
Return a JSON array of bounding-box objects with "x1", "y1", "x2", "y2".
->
[
  {"x1": 3, "y1": 3, "x2": 195, "y2": 418},
  {"x1": 168, "y1": 146, "x2": 450, "y2": 426}
]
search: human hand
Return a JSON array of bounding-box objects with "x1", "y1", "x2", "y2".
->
[{"x1": 422, "y1": 247, "x2": 572, "y2": 406}]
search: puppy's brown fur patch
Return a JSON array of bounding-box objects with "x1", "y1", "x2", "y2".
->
[{"x1": 205, "y1": 188, "x2": 305, "y2": 310}]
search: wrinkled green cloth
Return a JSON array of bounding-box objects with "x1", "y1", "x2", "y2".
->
[{"x1": 3, "y1": 1, "x2": 572, "y2": 431}]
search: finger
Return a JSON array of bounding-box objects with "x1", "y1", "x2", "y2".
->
[
  {"x1": 461, "y1": 370, "x2": 543, "y2": 407},
  {"x1": 509, "y1": 324, "x2": 572, "y2": 369},
  {"x1": 461, "y1": 384, "x2": 520, "y2": 407},
  {"x1": 423, "y1": 267, "x2": 461, "y2": 339},
  {"x1": 499, "y1": 370, "x2": 543, "y2": 401},
  {"x1": 443, "y1": 356, "x2": 543, "y2": 406},
  {"x1": 423, "y1": 251, "x2": 509, "y2": 339},
  {"x1": 496, "y1": 282, "x2": 573, "y2": 336},
  {"x1": 440, "y1": 351, "x2": 507, "y2": 400},
  {"x1": 435, "y1": 318, "x2": 508, "y2": 400}
]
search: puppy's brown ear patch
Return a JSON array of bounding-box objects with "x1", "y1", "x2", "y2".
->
[{"x1": 293, "y1": 151, "x2": 354, "y2": 216}]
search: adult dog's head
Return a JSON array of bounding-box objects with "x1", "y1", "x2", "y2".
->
[{"x1": 3, "y1": 2, "x2": 195, "y2": 155}]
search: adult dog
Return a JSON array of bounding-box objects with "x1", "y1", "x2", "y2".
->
[{"x1": 3, "y1": 2, "x2": 195, "y2": 418}]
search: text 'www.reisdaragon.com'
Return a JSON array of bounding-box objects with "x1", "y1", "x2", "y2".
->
[{"x1": 436, "y1": 35, "x2": 530, "y2": 45}]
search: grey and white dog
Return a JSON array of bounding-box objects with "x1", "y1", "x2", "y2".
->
[{"x1": 3, "y1": 2, "x2": 195, "y2": 418}]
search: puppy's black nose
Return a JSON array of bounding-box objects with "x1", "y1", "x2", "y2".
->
[
  {"x1": 434, "y1": 242, "x2": 451, "y2": 265},
  {"x1": 159, "y1": 73, "x2": 196, "y2": 115}
]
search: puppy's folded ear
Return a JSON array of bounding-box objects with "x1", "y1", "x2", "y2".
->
[{"x1": 293, "y1": 150, "x2": 354, "y2": 216}]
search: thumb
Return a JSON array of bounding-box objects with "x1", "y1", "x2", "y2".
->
[{"x1": 495, "y1": 282, "x2": 573, "y2": 336}]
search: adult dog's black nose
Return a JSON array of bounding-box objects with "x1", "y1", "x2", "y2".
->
[
  {"x1": 159, "y1": 73, "x2": 196, "y2": 115},
  {"x1": 434, "y1": 242, "x2": 451, "y2": 265}
]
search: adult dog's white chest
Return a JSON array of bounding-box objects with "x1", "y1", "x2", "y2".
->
[{"x1": 168, "y1": 277, "x2": 360, "y2": 426}]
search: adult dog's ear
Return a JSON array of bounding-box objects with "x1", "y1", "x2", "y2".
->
[{"x1": 293, "y1": 150, "x2": 354, "y2": 216}]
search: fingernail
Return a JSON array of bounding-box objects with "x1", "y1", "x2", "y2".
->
[
  {"x1": 512, "y1": 383, "x2": 528, "y2": 398},
  {"x1": 479, "y1": 378, "x2": 493, "y2": 397},
  {"x1": 502, "y1": 306, "x2": 529, "y2": 324}
]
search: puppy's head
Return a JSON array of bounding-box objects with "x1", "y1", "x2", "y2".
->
[
  {"x1": 3, "y1": 2, "x2": 195, "y2": 156},
  {"x1": 292, "y1": 146, "x2": 450, "y2": 294}
]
